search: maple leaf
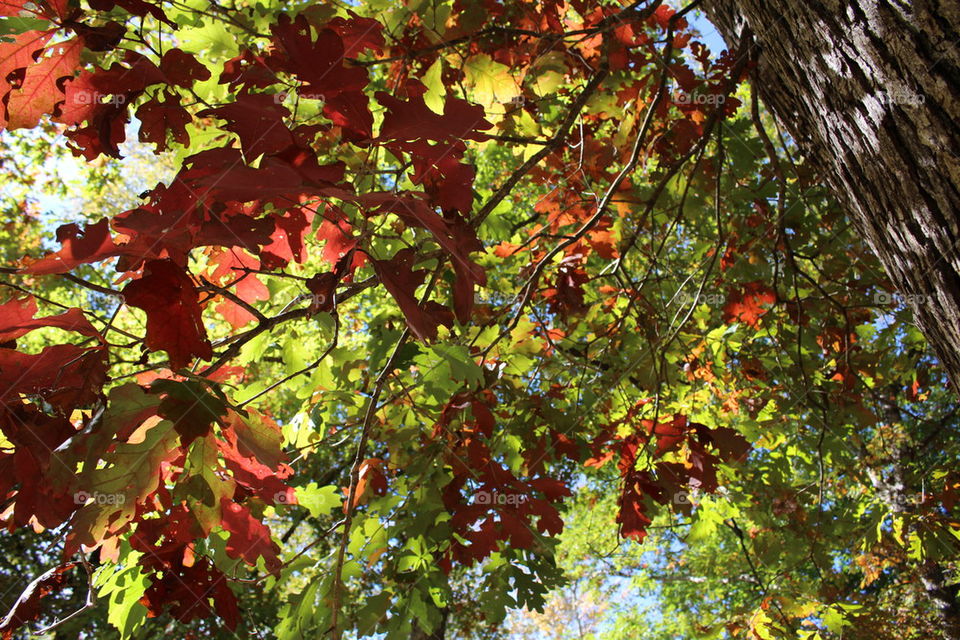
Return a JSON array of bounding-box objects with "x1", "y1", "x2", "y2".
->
[{"x1": 122, "y1": 259, "x2": 213, "y2": 369}]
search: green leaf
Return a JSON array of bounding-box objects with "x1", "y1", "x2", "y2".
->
[
  {"x1": 295, "y1": 482, "x2": 342, "y2": 517},
  {"x1": 463, "y1": 54, "x2": 520, "y2": 107},
  {"x1": 0, "y1": 17, "x2": 50, "y2": 36}
]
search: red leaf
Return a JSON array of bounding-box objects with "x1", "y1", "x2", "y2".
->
[
  {"x1": 0, "y1": 344, "x2": 106, "y2": 410},
  {"x1": 0, "y1": 402, "x2": 78, "y2": 528},
  {"x1": 0, "y1": 1, "x2": 29, "y2": 17},
  {"x1": 372, "y1": 249, "x2": 451, "y2": 341},
  {"x1": 58, "y1": 53, "x2": 165, "y2": 127},
  {"x1": 139, "y1": 557, "x2": 239, "y2": 629},
  {"x1": 192, "y1": 155, "x2": 305, "y2": 203},
  {"x1": 87, "y1": 0, "x2": 175, "y2": 26},
  {"x1": 220, "y1": 501, "x2": 282, "y2": 572},
  {"x1": 723, "y1": 282, "x2": 777, "y2": 328},
  {"x1": 617, "y1": 472, "x2": 654, "y2": 541},
  {"x1": 207, "y1": 247, "x2": 269, "y2": 304},
  {"x1": 0, "y1": 30, "x2": 52, "y2": 97},
  {"x1": 361, "y1": 193, "x2": 485, "y2": 322},
  {"x1": 159, "y1": 48, "x2": 211, "y2": 87},
  {"x1": 694, "y1": 424, "x2": 750, "y2": 462},
  {"x1": 137, "y1": 92, "x2": 191, "y2": 152},
  {"x1": 260, "y1": 205, "x2": 314, "y2": 269},
  {"x1": 198, "y1": 91, "x2": 294, "y2": 160},
  {"x1": 651, "y1": 414, "x2": 687, "y2": 456},
  {"x1": 19, "y1": 218, "x2": 155, "y2": 275},
  {"x1": 648, "y1": 4, "x2": 687, "y2": 31},
  {"x1": 122, "y1": 260, "x2": 213, "y2": 369},
  {"x1": 306, "y1": 271, "x2": 337, "y2": 314},
  {"x1": 4, "y1": 37, "x2": 83, "y2": 129},
  {"x1": 323, "y1": 90, "x2": 373, "y2": 141},
  {"x1": 544, "y1": 258, "x2": 589, "y2": 318},
  {"x1": 63, "y1": 103, "x2": 128, "y2": 159},
  {"x1": 206, "y1": 247, "x2": 269, "y2": 328},
  {"x1": 218, "y1": 410, "x2": 293, "y2": 503},
  {"x1": 316, "y1": 208, "x2": 360, "y2": 269},
  {"x1": 528, "y1": 477, "x2": 571, "y2": 501},
  {"x1": 0, "y1": 296, "x2": 99, "y2": 344},
  {"x1": 376, "y1": 91, "x2": 492, "y2": 143},
  {"x1": 220, "y1": 50, "x2": 277, "y2": 89},
  {"x1": 348, "y1": 458, "x2": 388, "y2": 509},
  {"x1": 327, "y1": 11, "x2": 385, "y2": 57},
  {"x1": 269, "y1": 14, "x2": 368, "y2": 97}
]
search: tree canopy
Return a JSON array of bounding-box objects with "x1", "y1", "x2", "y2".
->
[{"x1": 0, "y1": 0, "x2": 956, "y2": 638}]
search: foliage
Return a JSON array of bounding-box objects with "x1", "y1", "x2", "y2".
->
[{"x1": 0, "y1": 0, "x2": 956, "y2": 639}]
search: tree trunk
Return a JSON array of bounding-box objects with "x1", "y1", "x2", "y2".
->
[
  {"x1": 703, "y1": 0, "x2": 960, "y2": 388},
  {"x1": 702, "y1": 1, "x2": 960, "y2": 634}
]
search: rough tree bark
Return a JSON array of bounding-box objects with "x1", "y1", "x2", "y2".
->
[
  {"x1": 701, "y1": 1, "x2": 960, "y2": 636},
  {"x1": 702, "y1": 0, "x2": 960, "y2": 384}
]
